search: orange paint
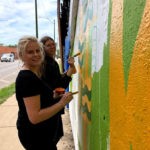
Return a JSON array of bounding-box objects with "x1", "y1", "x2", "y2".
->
[
  {"x1": 54, "y1": 87, "x2": 65, "y2": 94},
  {"x1": 126, "y1": 1, "x2": 150, "y2": 149},
  {"x1": 110, "y1": 0, "x2": 128, "y2": 149},
  {"x1": 110, "y1": 0, "x2": 150, "y2": 149}
]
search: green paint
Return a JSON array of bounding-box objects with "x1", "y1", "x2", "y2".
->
[
  {"x1": 123, "y1": 0, "x2": 146, "y2": 91},
  {"x1": 78, "y1": 41, "x2": 85, "y2": 51},
  {"x1": 130, "y1": 143, "x2": 133, "y2": 150},
  {"x1": 80, "y1": 35, "x2": 92, "y2": 120},
  {"x1": 77, "y1": 31, "x2": 92, "y2": 148},
  {"x1": 90, "y1": 45, "x2": 110, "y2": 150},
  {"x1": 81, "y1": 0, "x2": 93, "y2": 32},
  {"x1": 72, "y1": 0, "x2": 147, "y2": 149},
  {"x1": 83, "y1": 7, "x2": 93, "y2": 32},
  {"x1": 89, "y1": 1, "x2": 112, "y2": 149},
  {"x1": 75, "y1": 0, "x2": 112, "y2": 149},
  {"x1": 81, "y1": 104, "x2": 91, "y2": 120},
  {"x1": 81, "y1": 84, "x2": 92, "y2": 121},
  {"x1": 82, "y1": 0, "x2": 88, "y2": 14},
  {"x1": 82, "y1": 85, "x2": 92, "y2": 100},
  {"x1": 78, "y1": 42, "x2": 84, "y2": 66}
]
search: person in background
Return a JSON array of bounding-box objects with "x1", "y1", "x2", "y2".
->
[
  {"x1": 40, "y1": 36, "x2": 76, "y2": 90},
  {"x1": 40, "y1": 36, "x2": 77, "y2": 146},
  {"x1": 15, "y1": 35, "x2": 74, "y2": 150}
]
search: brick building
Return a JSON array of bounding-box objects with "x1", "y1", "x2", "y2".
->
[{"x1": 0, "y1": 46, "x2": 17, "y2": 59}]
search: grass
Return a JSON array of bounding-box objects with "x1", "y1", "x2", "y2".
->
[{"x1": 0, "y1": 83, "x2": 15, "y2": 105}]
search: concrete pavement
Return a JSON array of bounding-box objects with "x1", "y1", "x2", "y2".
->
[
  {"x1": 0, "y1": 94, "x2": 75, "y2": 150},
  {"x1": 0, "y1": 94, "x2": 23, "y2": 150}
]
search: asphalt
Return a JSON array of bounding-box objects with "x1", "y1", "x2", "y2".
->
[{"x1": 0, "y1": 94, "x2": 23, "y2": 150}]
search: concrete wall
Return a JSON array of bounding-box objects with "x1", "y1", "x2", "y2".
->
[{"x1": 69, "y1": 0, "x2": 150, "y2": 150}]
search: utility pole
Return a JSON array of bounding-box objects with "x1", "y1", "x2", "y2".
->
[
  {"x1": 54, "y1": 19, "x2": 55, "y2": 42},
  {"x1": 35, "y1": 0, "x2": 38, "y2": 38}
]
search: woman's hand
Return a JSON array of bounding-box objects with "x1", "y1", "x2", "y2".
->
[
  {"x1": 68, "y1": 57, "x2": 75, "y2": 67},
  {"x1": 67, "y1": 57, "x2": 77, "y2": 75},
  {"x1": 53, "y1": 87, "x2": 65, "y2": 99},
  {"x1": 59, "y1": 92, "x2": 73, "y2": 106}
]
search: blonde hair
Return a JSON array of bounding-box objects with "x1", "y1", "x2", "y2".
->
[{"x1": 17, "y1": 35, "x2": 44, "y2": 62}]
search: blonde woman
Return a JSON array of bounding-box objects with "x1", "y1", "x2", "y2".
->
[{"x1": 15, "y1": 36, "x2": 73, "y2": 150}]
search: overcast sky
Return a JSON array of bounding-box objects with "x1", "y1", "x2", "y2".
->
[{"x1": 0, "y1": 0, "x2": 58, "y2": 45}]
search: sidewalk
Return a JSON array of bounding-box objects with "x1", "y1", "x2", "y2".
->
[
  {"x1": 0, "y1": 94, "x2": 75, "y2": 150},
  {"x1": 0, "y1": 94, "x2": 23, "y2": 150}
]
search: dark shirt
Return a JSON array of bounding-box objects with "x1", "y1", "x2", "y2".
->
[
  {"x1": 43, "y1": 55, "x2": 72, "y2": 89},
  {"x1": 41, "y1": 56, "x2": 72, "y2": 142},
  {"x1": 15, "y1": 70, "x2": 61, "y2": 142}
]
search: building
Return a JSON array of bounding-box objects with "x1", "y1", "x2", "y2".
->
[
  {"x1": 0, "y1": 46, "x2": 17, "y2": 59},
  {"x1": 60, "y1": 0, "x2": 150, "y2": 149}
]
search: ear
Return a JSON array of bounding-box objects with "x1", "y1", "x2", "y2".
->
[
  {"x1": 19, "y1": 52, "x2": 24, "y2": 61},
  {"x1": 18, "y1": 52, "x2": 22, "y2": 58}
]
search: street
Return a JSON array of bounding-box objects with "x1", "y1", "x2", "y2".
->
[{"x1": 0, "y1": 60, "x2": 20, "y2": 89}]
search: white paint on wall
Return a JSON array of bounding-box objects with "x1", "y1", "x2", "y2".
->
[
  {"x1": 69, "y1": 0, "x2": 110, "y2": 149},
  {"x1": 69, "y1": 13, "x2": 80, "y2": 148},
  {"x1": 69, "y1": 69, "x2": 80, "y2": 150},
  {"x1": 92, "y1": 0, "x2": 110, "y2": 74}
]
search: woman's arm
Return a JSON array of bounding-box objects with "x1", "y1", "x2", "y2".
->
[
  {"x1": 66, "y1": 57, "x2": 77, "y2": 76},
  {"x1": 23, "y1": 92, "x2": 73, "y2": 124}
]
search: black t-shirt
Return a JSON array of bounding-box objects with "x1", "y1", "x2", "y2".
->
[
  {"x1": 43, "y1": 56, "x2": 72, "y2": 89},
  {"x1": 15, "y1": 70, "x2": 59, "y2": 140}
]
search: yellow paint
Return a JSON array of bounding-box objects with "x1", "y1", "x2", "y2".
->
[
  {"x1": 110, "y1": 0, "x2": 150, "y2": 149},
  {"x1": 82, "y1": 95, "x2": 91, "y2": 112},
  {"x1": 110, "y1": 0, "x2": 127, "y2": 149}
]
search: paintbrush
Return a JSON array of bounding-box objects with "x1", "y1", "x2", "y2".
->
[
  {"x1": 72, "y1": 91, "x2": 79, "y2": 95},
  {"x1": 72, "y1": 52, "x2": 81, "y2": 57}
]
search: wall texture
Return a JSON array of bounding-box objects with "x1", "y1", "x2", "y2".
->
[{"x1": 69, "y1": 0, "x2": 150, "y2": 150}]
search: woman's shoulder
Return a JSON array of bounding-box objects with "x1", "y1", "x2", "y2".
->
[
  {"x1": 16, "y1": 70, "x2": 43, "y2": 97},
  {"x1": 16, "y1": 70, "x2": 38, "y2": 82},
  {"x1": 16, "y1": 70, "x2": 42, "y2": 92},
  {"x1": 17, "y1": 70, "x2": 35, "y2": 77}
]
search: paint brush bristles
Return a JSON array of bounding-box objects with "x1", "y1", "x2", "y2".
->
[
  {"x1": 72, "y1": 91, "x2": 79, "y2": 95},
  {"x1": 73, "y1": 52, "x2": 81, "y2": 57}
]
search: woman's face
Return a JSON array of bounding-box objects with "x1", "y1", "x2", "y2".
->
[
  {"x1": 44, "y1": 39, "x2": 56, "y2": 57},
  {"x1": 22, "y1": 41, "x2": 43, "y2": 67}
]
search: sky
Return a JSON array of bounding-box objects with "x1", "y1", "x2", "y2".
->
[{"x1": 0, "y1": 0, "x2": 58, "y2": 46}]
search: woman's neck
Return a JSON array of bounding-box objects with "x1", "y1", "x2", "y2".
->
[
  {"x1": 46, "y1": 53, "x2": 55, "y2": 59},
  {"x1": 23, "y1": 64, "x2": 41, "y2": 78}
]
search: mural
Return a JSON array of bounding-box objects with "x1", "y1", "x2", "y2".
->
[
  {"x1": 110, "y1": 0, "x2": 149, "y2": 150},
  {"x1": 69, "y1": 0, "x2": 150, "y2": 149}
]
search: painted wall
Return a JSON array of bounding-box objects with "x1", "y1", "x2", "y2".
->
[{"x1": 68, "y1": 0, "x2": 150, "y2": 150}]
